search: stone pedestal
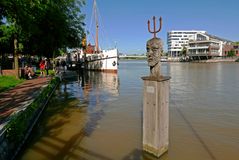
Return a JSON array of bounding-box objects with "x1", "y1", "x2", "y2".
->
[{"x1": 142, "y1": 76, "x2": 170, "y2": 157}]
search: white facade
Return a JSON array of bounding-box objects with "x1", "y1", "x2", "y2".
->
[
  {"x1": 188, "y1": 33, "x2": 232, "y2": 57},
  {"x1": 167, "y1": 30, "x2": 206, "y2": 57},
  {"x1": 86, "y1": 48, "x2": 118, "y2": 72}
]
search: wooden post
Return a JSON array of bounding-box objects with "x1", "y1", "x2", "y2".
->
[{"x1": 142, "y1": 76, "x2": 170, "y2": 157}]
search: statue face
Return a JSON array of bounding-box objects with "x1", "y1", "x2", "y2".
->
[{"x1": 146, "y1": 38, "x2": 162, "y2": 67}]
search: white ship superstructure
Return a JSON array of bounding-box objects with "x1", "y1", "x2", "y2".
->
[
  {"x1": 85, "y1": 48, "x2": 118, "y2": 72},
  {"x1": 84, "y1": 0, "x2": 119, "y2": 72}
]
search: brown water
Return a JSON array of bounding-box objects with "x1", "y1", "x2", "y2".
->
[{"x1": 18, "y1": 61, "x2": 239, "y2": 160}]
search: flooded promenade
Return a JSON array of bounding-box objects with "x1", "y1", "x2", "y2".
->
[{"x1": 18, "y1": 60, "x2": 239, "y2": 160}]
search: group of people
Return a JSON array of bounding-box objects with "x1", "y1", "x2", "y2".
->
[
  {"x1": 23, "y1": 58, "x2": 50, "y2": 79},
  {"x1": 23, "y1": 58, "x2": 69, "y2": 80},
  {"x1": 54, "y1": 59, "x2": 66, "y2": 74},
  {"x1": 24, "y1": 64, "x2": 36, "y2": 79}
]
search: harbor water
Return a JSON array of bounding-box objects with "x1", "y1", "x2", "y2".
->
[{"x1": 18, "y1": 60, "x2": 239, "y2": 160}]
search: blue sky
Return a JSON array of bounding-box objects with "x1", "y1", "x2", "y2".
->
[{"x1": 82, "y1": 0, "x2": 239, "y2": 54}]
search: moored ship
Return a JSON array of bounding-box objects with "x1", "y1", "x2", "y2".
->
[
  {"x1": 83, "y1": 43, "x2": 118, "y2": 73},
  {"x1": 81, "y1": 0, "x2": 119, "y2": 73}
]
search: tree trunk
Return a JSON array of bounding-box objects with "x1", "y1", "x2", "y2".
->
[{"x1": 14, "y1": 36, "x2": 19, "y2": 79}]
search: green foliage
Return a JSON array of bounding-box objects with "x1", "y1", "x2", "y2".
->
[
  {"x1": 227, "y1": 50, "x2": 235, "y2": 57},
  {"x1": 0, "y1": 23, "x2": 15, "y2": 53},
  {"x1": 0, "y1": 24, "x2": 15, "y2": 43},
  {"x1": 0, "y1": 0, "x2": 86, "y2": 57},
  {"x1": 233, "y1": 41, "x2": 239, "y2": 45},
  {"x1": 163, "y1": 52, "x2": 168, "y2": 56},
  {"x1": 180, "y1": 47, "x2": 187, "y2": 57},
  {"x1": 0, "y1": 76, "x2": 24, "y2": 92},
  {"x1": 35, "y1": 69, "x2": 55, "y2": 76},
  {"x1": 49, "y1": 70, "x2": 55, "y2": 76},
  {"x1": 4, "y1": 77, "x2": 60, "y2": 143},
  {"x1": 120, "y1": 56, "x2": 146, "y2": 60}
]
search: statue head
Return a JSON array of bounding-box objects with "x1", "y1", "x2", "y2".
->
[{"x1": 146, "y1": 38, "x2": 163, "y2": 67}]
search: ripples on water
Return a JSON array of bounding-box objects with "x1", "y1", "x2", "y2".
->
[{"x1": 18, "y1": 61, "x2": 239, "y2": 160}]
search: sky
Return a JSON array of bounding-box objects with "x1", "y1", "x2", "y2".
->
[{"x1": 82, "y1": 0, "x2": 239, "y2": 54}]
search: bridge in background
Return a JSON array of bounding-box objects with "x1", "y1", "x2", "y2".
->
[{"x1": 119, "y1": 55, "x2": 146, "y2": 59}]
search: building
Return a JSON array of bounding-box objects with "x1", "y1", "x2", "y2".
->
[
  {"x1": 234, "y1": 45, "x2": 239, "y2": 56},
  {"x1": 188, "y1": 33, "x2": 233, "y2": 60},
  {"x1": 167, "y1": 30, "x2": 236, "y2": 60},
  {"x1": 167, "y1": 30, "x2": 206, "y2": 57}
]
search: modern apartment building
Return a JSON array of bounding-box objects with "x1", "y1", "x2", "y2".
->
[
  {"x1": 167, "y1": 30, "x2": 206, "y2": 57},
  {"x1": 188, "y1": 33, "x2": 232, "y2": 59}
]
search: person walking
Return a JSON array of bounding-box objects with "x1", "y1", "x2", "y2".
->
[
  {"x1": 55, "y1": 60, "x2": 60, "y2": 74},
  {"x1": 39, "y1": 59, "x2": 45, "y2": 77},
  {"x1": 45, "y1": 58, "x2": 50, "y2": 76},
  {"x1": 61, "y1": 60, "x2": 66, "y2": 73}
]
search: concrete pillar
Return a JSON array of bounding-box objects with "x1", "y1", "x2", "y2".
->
[{"x1": 142, "y1": 76, "x2": 170, "y2": 157}]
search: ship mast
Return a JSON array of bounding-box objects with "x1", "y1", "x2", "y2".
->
[{"x1": 94, "y1": 0, "x2": 99, "y2": 53}]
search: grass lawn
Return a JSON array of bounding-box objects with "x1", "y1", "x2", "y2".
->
[
  {"x1": 35, "y1": 69, "x2": 55, "y2": 76},
  {"x1": 0, "y1": 76, "x2": 24, "y2": 93}
]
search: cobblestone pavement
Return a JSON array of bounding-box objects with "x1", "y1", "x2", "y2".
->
[{"x1": 0, "y1": 77, "x2": 51, "y2": 129}]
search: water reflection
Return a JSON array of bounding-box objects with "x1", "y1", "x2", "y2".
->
[
  {"x1": 169, "y1": 62, "x2": 239, "y2": 160},
  {"x1": 18, "y1": 71, "x2": 120, "y2": 160},
  {"x1": 18, "y1": 61, "x2": 239, "y2": 160}
]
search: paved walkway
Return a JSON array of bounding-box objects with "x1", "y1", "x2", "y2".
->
[{"x1": 0, "y1": 77, "x2": 51, "y2": 130}]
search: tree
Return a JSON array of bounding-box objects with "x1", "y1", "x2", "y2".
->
[
  {"x1": 227, "y1": 50, "x2": 235, "y2": 57},
  {"x1": 0, "y1": 0, "x2": 86, "y2": 78},
  {"x1": 24, "y1": 0, "x2": 85, "y2": 57},
  {"x1": 180, "y1": 46, "x2": 187, "y2": 57},
  {"x1": 0, "y1": 22, "x2": 15, "y2": 69},
  {"x1": 0, "y1": 23, "x2": 15, "y2": 54}
]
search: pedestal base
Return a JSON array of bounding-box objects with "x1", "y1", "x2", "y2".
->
[{"x1": 142, "y1": 76, "x2": 170, "y2": 158}]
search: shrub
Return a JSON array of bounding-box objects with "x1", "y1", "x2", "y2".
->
[{"x1": 4, "y1": 77, "x2": 60, "y2": 143}]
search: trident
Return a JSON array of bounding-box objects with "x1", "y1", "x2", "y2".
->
[{"x1": 148, "y1": 16, "x2": 162, "y2": 38}]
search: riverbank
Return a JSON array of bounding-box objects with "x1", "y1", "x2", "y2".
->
[
  {"x1": 0, "y1": 76, "x2": 60, "y2": 160},
  {"x1": 196, "y1": 57, "x2": 238, "y2": 63},
  {"x1": 119, "y1": 57, "x2": 239, "y2": 62},
  {"x1": 169, "y1": 57, "x2": 239, "y2": 62}
]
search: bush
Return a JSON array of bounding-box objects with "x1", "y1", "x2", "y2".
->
[{"x1": 4, "y1": 77, "x2": 60, "y2": 143}]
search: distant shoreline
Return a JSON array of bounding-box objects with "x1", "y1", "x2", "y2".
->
[
  {"x1": 119, "y1": 57, "x2": 239, "y2": 63},
  {"x1": 191, "y1": 58, "x2": 238, "y2": 63},
  {"x1": 119, "y1": 57, "x2": 146, "y2": 60}
]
